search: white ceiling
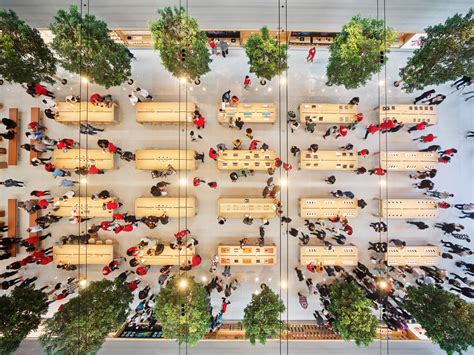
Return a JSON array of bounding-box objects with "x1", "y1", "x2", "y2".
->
[{"x1": 0, "y1": 0, "x2": 472, "y2": 32}]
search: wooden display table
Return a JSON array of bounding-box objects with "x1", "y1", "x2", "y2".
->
[
  {"x1": 53, "y1": 244, "x2": 114, "y2": 265},
  {"x1": 136, "y1": 102, "x2": 196, "y2": 123},
  {"x1": 56, "y1": 102, "x2": 117, "y2": 124},
  {"x1": 380, "y1": 151, "x2": 438, "y2": 171},
  {"x1": 299, "y1": 103, "x2": 357, "y2": 124},
  {"x1": 52, "y1": 197, "x2": 116, "y2": 217},
  {"x1": 376, "y1": 104, "x2": 437, "y2": 124},
  {"x1": 135, "y1": 149, "x2": 196, "y2": 170},
  {"x1": 217, "y1": 150, "x2": 276, "y2": 170},
  {"x1": 379, "y1": 199, "x2": 438, "y2": 219},
  {"x1": 300, "y1": 198, "x2": 358, "y2": 218},
  {"x1": 139, "y1": 245, "x2": 195, "y2": 266},
  {"x1": 53, "y1": 149, "x2": 114, "y2": 169},
  {"x1": 386, "y1": 246, "x2": 439, "y2": 266},
  {"x1": 300, "y1": 245, "x2": 358, "y2": 266},
  {"x1": 300, "y1": 150, "x2": 358, "y2": 170},
  {"x1": 218, "y1": 103, "x2": 276, "y2": 124},
  {"x1": 135, "y1": 197, "x2": 196, "y2": 218},
  {"x1": 218, "y1": 244, "x2": 276, "y2": 265},
  {"x1": 218, "y1": 198, "x2": 278, "y2": 218}
]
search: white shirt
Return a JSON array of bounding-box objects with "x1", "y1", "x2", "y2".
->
[
  {"x1": 129, "y1": 93, "x2": 139, "y2": 106},
  {"x1": 137, "y1": 88, "x2": 150, "y2": 98}
]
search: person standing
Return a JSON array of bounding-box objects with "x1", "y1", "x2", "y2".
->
[
  {"x1": 422, "y1": 94, "x2": 446, "y2": 105},
  {"x1": 364, "y1": 124, "x2": 379, "y2": 139},
  {"x1": 306, "y1": 47, "x2": 316, "y2": 62},
  {"x1": 413, "y1": 133, "x2": 437, "y2": 143},
  {"x1": 243, "y1": 75, "x2": 251, "y2": 89},
  {"x1": 413, "y1": 89, "x2": 435, "y2": 104}
]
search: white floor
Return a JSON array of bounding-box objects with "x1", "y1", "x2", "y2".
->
[{"x1": 0, "y1": 47, "x2": 473, "y2": 327}]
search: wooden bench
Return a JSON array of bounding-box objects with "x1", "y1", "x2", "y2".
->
[
  {"x1": 7, "y1": 108, "x2": 19, "y2": 166},
  {"x1": 299, "y1": 103, "x2": 357, "y2": 124},
  {"x1": 52, "y1": 197, "x2": 116, "y2": 218},
  {"x1": 56, "y1": 102, "x2": 117, "y2": 124},
  {"x1": 386, "y1": 246, "x2": 439, "y2": 266},
  {"x1": 139, "y1": 245, "x2": 195, "y2": 266},
  {"x1": 136, "y1": 102, "x2": 196, "y2": 123},
  {"x1": 7, "y1": 199, "x2": 17, "y2": 256},
  {"x1": 218, "y1": 198, "x2": 279, "y2": 219},
  {"x1": 300, "y1": 245, "x2": 358, "y2": 266},
  {"x1": 218, "y1": 244, "x2": 276, "y2": 265},
  {"x1": 29, "y1": 107, "x2": 41, "y2": 163},
  {"x1": 135, "y1": 197, "x2": 196, "y2": 218},
  {"x1": 300, "y1": 150, "x2": 358, "y2": 170},
  {"x1": 379, "y1": 199, "x2": 438, "y2": 219},
  {"x1": 376, "y1": 104, "x2": 437, "y2": 124},
  {"x1": 53, "y1": 149, "x2": 114, "y2": 170},
  {"x1": 380, "y1": 151, "x2": 438, "y2": 171},
  {"x1": 53, "y1": 244, "x2": 114, "y2": 264},
  {"x1": 300, "y1": 198, "x2": 358, "y2": 218},
  {"x1": 135, "y1": 149, "x2": 196, "y2": 170},
  {"x1": 217, "y1": 150, "x2": 276, "y2": 170},
  {"x1": 218, "y1": 103, "x2": 276, "y2": 124}
]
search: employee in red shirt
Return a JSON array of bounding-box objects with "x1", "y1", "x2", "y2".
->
[
  {"x1": 407, "y1": 122, "x2": 431, "y2": 133},
  {"x1": 364, "y1": 124, "x2": 379, "y2": 139},
  {"x1": 368, "y1": 167, "x2": 387, "y2": 176},
  {"x1": 34, "y1": 83, "x2": 55, "y2": 98},
  {"x1": 30, "y1": 190, "x2": 50, "y2": 197},
  {"x1": 89, "y1": 93, "x2": 104, "y2": 106},
  {"x1": 209, "y1": 147, "x2": 218, "y2": 161},
  {"x1": 335, "y1": 125, "x2": 348, "y2": 139},
  {"x1": 413, "y1": 133, "x2": 437, "y2": 143},
  {"x1": 191, "y1": 254, "x2": 202, "y2": 267},
  {"x1": 306, "y1": 47, "x2": 316, "y2": 62},
  {"x1": 358, "y1": 149, "x2": 370, "y2": 157}
]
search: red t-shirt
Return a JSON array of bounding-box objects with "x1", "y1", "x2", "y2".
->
[
  {"x1": 33, "y1": 191, "x2": 46, "y2": 197},
  {"x1": 123, "y1": 224, "x2": 134, "y2": 232},
  {"x1": 113, "y1": 213, "x2": 124, "y2": 220},
  {"x1": 128, "y1": 280, "x2": 140, "y2": 291},
  {"x1": 88, "y1": 165, "x2": 100, "y2": 175},
  {"x1": 101, "y1": 221, "x2": 110, "y2": 230},
  {"x1": 136, "y1": 266, "x2": 148, "y2": 276},
  {"x1": 28, "y1": 122, "x2": 39, "y2": 130},
  {"x1": 24, "y1": 236, "x2": 40, "y2": 245},
  {"x1": 89, "y1": 93, "x2": 103, "y2": 105},
  {"x1": 221, "y1": 303, "x2": 228, "y2": 313},
  {"x1": 108, "y1": 143, "x2": 118, "y2": 153},
  {"x1": 191, "y1": 255, "x2": 202, "y2": 267},
  {"x1": 35, "y1": 84, "x2": 48, "y2": 96},
  {"x1": 193, "y1": 116, "x2": 205, "y2": 128},
  {"x1": 32, "y1": 251, "x2": 44, "y2": 261},
  {"x1": 367, "y1": 124, "x2": 379, "y2": 134},
  {"x1": 373, "y1": 168, "x2": 386, "y2": 176},
  {"x1": 45, "y1": 163, "x2": 55, "y2": 172},
  {"x1": 20, "y1": 255, "x2": 34, "y2": 266},
  {"x1": 422, "y1": 134, "x2": 435, "y2": 143},
  {"x1": 127, "y1": 246, "x2": 139, "y2": 256},
  {"x1": 416, "y1": 122, "x2": 426, "y2": 130},
  {"x1": 102, "y1": 265, "x2": 112, "y2": 275},
  {"x1": 358, "y1": 149, "x2": 369, "y2": 156},
  {"x1": 38, "y1": 199, "x2": 49, "y2": 209},
  {"x1": 114, "y1": 225, "x2": 124, "y2": 234},
  {"x1": 40, "y1": 256, "x2": 53, "y2": 265},
  {"x1": 209, "y1": 148, "x2": 218, "y2": 160},
  {"x1": 338, "y1": 126, "x2": 348, "y2": 137},
  {"x1": 438, "y1": 202, "x2": 450, "y2": 209},
  {"x1": 106, "y1": 201, "x2": 118, "y2": 210},
  {"x1": 193, "y1": 177, "x2": 201, "y2": 186}
]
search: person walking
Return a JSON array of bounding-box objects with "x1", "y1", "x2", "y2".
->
[
  {"x1": 407, "y1": 122, "x2": 432, "y2": 133},
  {"x1": 451, "y1": 76, "x2": 472, "y2": 90},
  {"x1": 422, "y1": 94, "x2": 446, "y2": 105},
  {"x1": 243, "y1": 75, "x2": 251, "y2": 89},
  {"x1": 0, "y1": 179, "x2": 25, "y2": 187},
  {"x1": 364, "y1": 124, "x2": 379, "y2": 139},
  {"x1": 413, "y1": 89, "x2": 435, "y2": 104},
  {"x1": 413, "y1": 133, "x2": 437, "y2": 143},
  {"x1": 298, "y1": 292, "x2": 309, "y2": 309},
  {"x1": 406, "y1": 221, "x2": 429, "y2": 230},
  {"x1": 413, "y1": 179, "x2": 434, "y2": 190}
]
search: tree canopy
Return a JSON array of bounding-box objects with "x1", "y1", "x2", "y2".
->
[
  {"x1": 244, "y1": 26, "x2": 288, "y2": 82},
  {"x1": 399, "y1": 9, "x2": 474, "y2": 93},
  {"x1": 0, "y1": 9, "x2": 57, "y2": 85},
  {"x1": 49, "y1": 5, "x2": 131, "y2": 88},
  {"x1": 326, "y1": 16, "x2": 396, "y2": 89},
  {"x1": 154, "y1": 275, "x2": 210, "y2": 346},
  {"x1": 0, "y1": 287, "x2": 48, "y2": 354},
  {"x1": 405, "y1": 285, "x2": 474, "y2": 355},
  {"x1": 40, "y1": 279, "x2": 132, "y2": 354},
  {"x1": 328, "y1": 280, "x2": 378, "y2": 347},
  {"x1": 242, "y1": 285, "x2": 285, "y2": 345},
  {"x1": 150, "y1": 6, "x2": 211, "y2": 82}
]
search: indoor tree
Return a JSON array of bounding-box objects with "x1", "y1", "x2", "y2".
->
[
  {"x1": 328, "y1": 280, "x2": 378, "y2": 347},
  {"x1": 244, "y1": 26, "x2": 288, "y2": 85},
  {"x1": 0, "y1": 9, "x2": 58, "y2": 85},
  {"x1": 0, "y1": 287, "x2": 48, "y2": 354},
  {"x1": 150, "y1": 6, "x2": 211, "y2": 83},
  {"x1": 40, "y1": 279, "x2": 132, "y2": 354},
  {"x1": 399, "y1": 9, "x2": 474, "y2": 93},
  {"x1": 154, "y1": 275, "x2": 210, "y2": 346},
  {"x1": 326, "y1": 16, "x2": 396, "y2": 89},
  {"x1": 49, "y1": 5, "x2": 131, "y2": 88},
  {"x1": 242, "y1": 284, "x2": 285, "y2": 345},
  {"x1": 405, "y1": 284, "x2": 474, "y2": 355}
]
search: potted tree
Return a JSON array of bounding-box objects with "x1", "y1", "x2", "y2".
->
[
  {"x1": 405, "y1": 284, "x2": 474, "y2": 355},
  {"x1": 328, "y1": 280, "x2": 378, "y2": 347},
  {"x1": 326, "y1": 16, "x2": 396, "y2": 89},
  {"x1": 0, "y1": 9, "x2": 60, "y2": 85},
  {"x1": 244, "y1": 27, "x2": 288, "y2": 85},
  {"x1": 150, "y1": 7, "x2": 211, "y2": 85},
  {"x1": 0, "y1": 287, "x2": 48, "y2": 354},
  {"x1": 40, "y1": 279, "x2": 133, "y2": 354},
  {"x1": 398, "y1": 9, "x2": 473, "y2": 93},
  {"x1": 154, "y1": 275, "x2": 210, "y2": 346},
  {"x1": 49, "y1": 5, "x2": 132, "y2": 88},
  {"x1": 242, "y1": 284, "x2": 285, "y2": 344}
]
